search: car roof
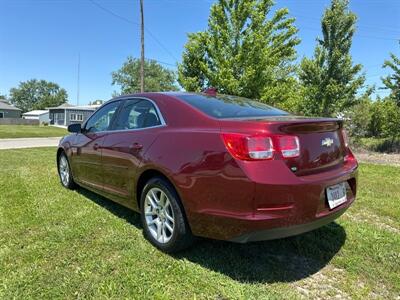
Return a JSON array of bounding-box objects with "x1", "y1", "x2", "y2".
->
[{"x1": 113, "y1": 91, "x2": 199, "y2": 98}]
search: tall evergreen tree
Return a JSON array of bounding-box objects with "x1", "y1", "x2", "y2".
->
[
  {"x1": 178, "y1": 0, "x2": 300, "y2": 106},
  {"x1": 381, "y1": 42, "x2": 400, "y2": 106},
  {"x1": 299, "y1": 0, "x2": 365, "y2": 117}
]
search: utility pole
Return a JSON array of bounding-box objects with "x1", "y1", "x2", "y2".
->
[
  {"x1": 77, "y1": 53, "x2": 80, "y2": 106},
  {"x1": 140, "y1": 0, "x2": 145, "y2": 93}
]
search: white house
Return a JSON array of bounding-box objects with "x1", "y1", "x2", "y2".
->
[{"x1": 22, "y1": 110, "x2": 50, "y2": 124}]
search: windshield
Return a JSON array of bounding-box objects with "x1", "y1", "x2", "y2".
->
[{"x1": 175, "y1": 94, "x2": 289, "y2": 119}]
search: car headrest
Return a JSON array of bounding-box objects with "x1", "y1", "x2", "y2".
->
[{"x1": 137, "y1": 112, "x2": 160, "y2": 128}]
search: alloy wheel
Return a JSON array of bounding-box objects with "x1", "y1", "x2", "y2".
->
[
  {"x1": 144, "y1": 187, "x2": 175, "y2": 244},
  {"x1": 59, "y1": 155, "x2": 70, "y2": 187}
]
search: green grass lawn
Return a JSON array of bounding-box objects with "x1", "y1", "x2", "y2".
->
[
  {"x1": 0, "y1": 148, "x2": 399, "y2": 299},
  {"x1": 0, "y1": 125, "x2": 67, "y2": 138}
]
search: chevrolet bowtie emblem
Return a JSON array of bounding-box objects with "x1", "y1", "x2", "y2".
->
[{"x1": 321, "y1": 138, "x2": 334, "y2": 147}]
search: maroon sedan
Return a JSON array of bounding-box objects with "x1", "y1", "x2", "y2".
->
[{"x1": 57, "y1": 92, "x2": 358, "y2": 252}]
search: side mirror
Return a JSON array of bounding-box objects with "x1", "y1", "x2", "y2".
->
[{"x1": 68, "y1": 123, "x2": 82, "y2": 133}]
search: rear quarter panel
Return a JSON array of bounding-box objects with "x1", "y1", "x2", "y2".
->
[{"x1": 138, "y1": 126, "x2": 256, "y2": 238}]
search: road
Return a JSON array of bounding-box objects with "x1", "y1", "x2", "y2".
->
[{"x1": 0, "y1": 137, "x2": 61, "y2": 150}]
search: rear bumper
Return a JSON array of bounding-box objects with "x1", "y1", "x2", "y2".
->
[
  {"x1": 230, "y1": 203, "x2": 349, "y2": 243},
  {"x1": 187, "y1": 164, "x2": 357, "y2": 242}
]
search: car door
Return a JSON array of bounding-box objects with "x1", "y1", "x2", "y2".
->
[
  {"x1": 101, "y1": 98, "x2": 166, "y2": 208},
  {"x1": 72, "y1": 100, "x2": 121, "y2": 190}
]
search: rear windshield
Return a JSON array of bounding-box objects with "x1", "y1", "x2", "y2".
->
[{"x1": 175, "y1": 94, "x2": 289, "y2": 119}]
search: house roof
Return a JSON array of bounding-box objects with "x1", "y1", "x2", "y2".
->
[
  {"x1": 47, "y1": 103, "x2": 76, "y2": 109},
  {"x1": 47, "y1": 103, "x2": 99, "y2": 111},
  {"x1": 0, "y1": 100, "x2": 22, "y2": 111},
  {"x1": 22, "y1": 110, "x2": 49, "y2": 116},
  {"x1": 72, "y1": 105, "x2": 101, "y2": 110}
]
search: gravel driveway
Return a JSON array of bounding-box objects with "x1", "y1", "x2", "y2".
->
[
  {"x1": 354, "y1": 151, "x2": 400, "y2": 167},
  {"x1": 0, "y1": 137, "x2": 61, "y2": 150}
]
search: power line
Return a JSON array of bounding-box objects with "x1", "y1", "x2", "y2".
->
[
  {"x1": 290, "y1": 12, "x2": 400, "y2": 34},
  {"x1": 365, "y1": 74, "x2": 382, "y2": 78},
  {"x1": 145, "y1": 0, "x2": 400, "y2": 35},
  {"x1": 56, "y1": 1, "x2": 400, "y2": 65},
  {"x1": 300, "y1": 26, "x2": 399, "y2": 42},
  {"x1": 89, "y1": 0, "x2": 135, "y2": 24},
  {"x1": 88, "y1": 0, "x2": 179, "y2": 62},
  {"x1": 364, "y1": 63, "x2": 385, "y2": 69},
  {"x1": 149, "y1": 59, "x2": 177, "y2": 67},
  {"x1": 144, "y1": 28, "x2": 179, "y2": 62},
  {"x1": 84, "y1": 1, "x2": 178, "y2": 68}
]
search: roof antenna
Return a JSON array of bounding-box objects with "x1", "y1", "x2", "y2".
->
[
  {"x1": 140, "y1": 0, "x2": 145, "y2": 93},
  {"x1": 203, "y1": 87, "x2": 217, "y2": 96},
  {"x1": 77, "y1": 52, "x2": 80, "y2": 106}
]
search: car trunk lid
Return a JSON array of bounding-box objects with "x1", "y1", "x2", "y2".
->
[{"x1": 219, "y1": 116, "x2": 346, "y2": 175}]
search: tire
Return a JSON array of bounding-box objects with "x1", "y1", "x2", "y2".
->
[
  {"x1": 58, "y1": 152, "x2": 77, "y2": 190},
  {"x1": 140, "y1": 177, "x2": 194, "y2": 253}
]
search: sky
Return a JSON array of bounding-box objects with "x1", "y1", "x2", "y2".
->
[{"x1": 0, "y1": 0, "x2": 399, "y2": 105}]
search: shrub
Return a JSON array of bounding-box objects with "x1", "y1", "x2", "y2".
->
[
  {"x1": 359, "y1": 137, "x2": 400, "y2": 153},
  {"x1": 342, "y1": 98, "x2": 372, "y2": 141}
]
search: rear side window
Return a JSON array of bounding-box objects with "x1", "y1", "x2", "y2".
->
[{"x1": 176, "y1": 94, "x2": 289, "y2": 119}]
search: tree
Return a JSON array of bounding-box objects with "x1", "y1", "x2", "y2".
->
[
  {"x1": 381, "y1": 42, "x2": 400, "y2": 106},
  {"x1": 0, "y1": 94, "x2": 6, "y2": 100},
  {"x1": 9, "y1": 79, "x2": 68, "y2": 112},
  {"x1": 90, "y1": 99, "x2": 104, "y2": 106},
  {"x1": 381, "y1": 99, "x2": 400, "y2": 149},
  {"x1": 299, "y1": 0, "x2": 365, "y2": 117},
  {"x1": 345, "y1": 91, "x2": 373, "y2": 139},
  {"x1": 111, "y1": 57, "x2": 178, "y2": 95},
  {"x1": 178, "y1": 0, "x2": 300, "y2": 107},
  {"x1": 368, "y1": 99, "x2": 385, "y2": 138}
]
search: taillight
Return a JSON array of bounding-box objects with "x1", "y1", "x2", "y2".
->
[
  {"x1": 341, "y1": 128, "x2": 357, "y2": 165},
  {"x1": 278, "y1": 136, "x2": 300, "y2": 158},
  {"x1": 221, "y1": 133, "x2": 299, "y2": 161},
  {"x1": 222, "y1": 133, "x2": 273, "y2": 160},
  {"x1": 344, "y1": 147, "x2": 357, "y2": 164},
  {"x1": 247, "y1": 136, "x2": 274, "y2": 159}
]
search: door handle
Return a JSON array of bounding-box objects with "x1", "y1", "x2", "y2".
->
[
  {"x1": 93, "y1": 143, "x2": 100, "y2": 151},
  {"x1": 130, "y1": 142, "x2": 143, "y2": 152}
]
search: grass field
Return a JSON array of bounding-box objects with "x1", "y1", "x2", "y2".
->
[
  {"x1": 0, "y1": 148, "x2": 399, "y2": 299},
  {"x1": 0, "y1": 125, "x2": 67, "y2": 138}
]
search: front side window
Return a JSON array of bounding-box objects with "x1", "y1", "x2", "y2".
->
[
  {"x1": 113, "y1": 99, "x2": 162, "y2": 130},
  {"x1": 85, "y1": 101, "x2": 120, "y2": 133}
]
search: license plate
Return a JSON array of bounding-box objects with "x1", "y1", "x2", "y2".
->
[{"x1": 326, "y1": 182, "x2": 347, "y2": 209}]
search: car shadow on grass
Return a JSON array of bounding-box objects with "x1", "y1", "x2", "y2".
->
[
  {"x1": 77, "y1": 187, "x2": 346, "y2": 284},
  {"x1": 77, "y1": 188, "x2": 142, "y2": 228},
  {"x1": 175, "y1": 222, "x2": 346, "y2": 283}
]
